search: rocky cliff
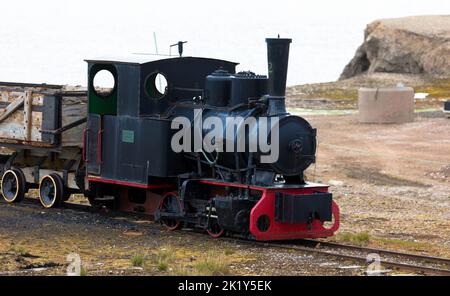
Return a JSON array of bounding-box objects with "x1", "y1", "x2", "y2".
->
[{"x1": 340, "y1": 15, "x2": 450, "y2": 79}]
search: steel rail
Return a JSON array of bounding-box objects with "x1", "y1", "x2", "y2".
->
[
  {"x1": 300, "y1": 239, "x2": 450, "y2": 266},
  {"x1": 249, "y1": 241, "x2": 450, "y2": 276}
]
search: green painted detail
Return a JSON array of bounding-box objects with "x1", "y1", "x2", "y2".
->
[
  {"x1": 146, "y1": 74, "x2": 159, "y2": 98},
  {"x1": 88, "y1": 63, "x2": 118, "y2": 115},
  {"x1": 122, "y1": 130, "x2": 135, "y2": 143},
  {"x1": 145, "y1": 72, "x2": 166, "y2": 99}
]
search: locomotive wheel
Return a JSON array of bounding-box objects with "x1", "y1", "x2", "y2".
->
[
  {"x1": 206, "y1": 199, "x2": 225, "y2": 238},
  {"x1": 159, "y1": 192, "x2": 182, "y2": 231},
  {"x1": 39, "y1": 174, "x2": 65, "y2": 209},
  {"x1": 1, "y1": 168, "x2": 26, "y2": 203},
  {"x1": 207, "y1": 219, "x2": 225, "y2": 238}
]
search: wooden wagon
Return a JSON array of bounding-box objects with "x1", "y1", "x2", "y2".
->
[{"x1": 0, "y1": 82, "x2": 87, "y2": 206}]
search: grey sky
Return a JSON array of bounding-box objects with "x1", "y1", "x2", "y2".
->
[{"x1": 0, "y1": 0, "x2": 448, "y2": 85}]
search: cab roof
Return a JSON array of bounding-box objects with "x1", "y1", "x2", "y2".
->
[{"x1": 85, "y1": 54, "x2": 238, "y2": 66}]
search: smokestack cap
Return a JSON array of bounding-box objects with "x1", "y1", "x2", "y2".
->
[{"x1": 266, "y1": 38, "x2": 292, "y2": 44}]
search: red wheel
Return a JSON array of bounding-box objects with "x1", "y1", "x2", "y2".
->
[
  {"x1": 159, "y1": 192, "x2": 182, "y2": 231},
  {"x1": 206, "y1": 199, "x2": 225, "y2": 238},
  {"x1": 207, "y1": 220, "x2": 225, "y2": 238}
]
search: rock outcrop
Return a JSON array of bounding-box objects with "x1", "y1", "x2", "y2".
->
[{"x1": 340, "y1": 15, "x2": 450, "y2": 80}]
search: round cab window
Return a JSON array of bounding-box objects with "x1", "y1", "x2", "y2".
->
[
  {"x1": 146, "y1": 72, "x2": 168, "y2": 99},
  {"x1": 93, "y1": 69, "x2": 115, "y2": 96}
]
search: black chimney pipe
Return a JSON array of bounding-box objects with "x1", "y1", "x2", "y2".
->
[
  {"x1": 266, "y1": 37, "x2": 291, "y2": 115},
  {"x1": 266, "y1": 38, "x2": 291, "y2": 96}
]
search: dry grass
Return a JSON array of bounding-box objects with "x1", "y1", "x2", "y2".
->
[
  {"x1": 287, "y1": 74, "x2": 450, "y2": 102},
  {"x1": 169, "y1": 250, "x2": 232, "y2": 276},
  {"x1": 336, "y1": 231, "x2": 371, "y2": 245},
  {"x1": 224, "y1": 248, "x2": 235, "y2": 256},
  {"x1": 7, "y1": 243, "x2": 37, "y2": 258},
  {"x1": 373, "y1": 237, "x2": 436, "y2": 253},
  {"x1": 151, "y1": 247, "x2": 175, "y2": 272},
  {"x1": 193, "y1": 251, "x2": 231, "y2": 276},
  {"x1": 415, "y1": 78, "x2": 450, "y2": 99},
  {"x1": 131, "y1": 253, "x2": 145, "y2": 267},
  {"x1": 334, "y1": 233, "x2": 448, "y2": 257}
]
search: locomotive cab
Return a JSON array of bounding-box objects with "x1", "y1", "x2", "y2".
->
[{"x1": 84, "y1": 56, "x2": 238, "y2": 181}]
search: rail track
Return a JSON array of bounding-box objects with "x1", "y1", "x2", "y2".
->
[
  {"x1": 3, "y1": 198, "x2": 450, "y2": 276},
  {"x1": 249, "y1": 240, "x2": 450, "y2": 276}
]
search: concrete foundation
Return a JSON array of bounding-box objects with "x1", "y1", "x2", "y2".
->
[{"x1": 358, "y1": 87, "x2": 414, "y2": 123}]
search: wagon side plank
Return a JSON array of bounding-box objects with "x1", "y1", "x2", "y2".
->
[{"x1": 0, "y1": 94, "x2": 24, "y2": 124}]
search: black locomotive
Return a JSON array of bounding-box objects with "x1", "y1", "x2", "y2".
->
[{"x1": 0, "y1": 38, "x2": 339, "y2": 241}]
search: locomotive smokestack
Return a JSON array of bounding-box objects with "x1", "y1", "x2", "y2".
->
[
  {"x1": 266, "y1": 37, "x2": 291, "y2": 115},
  {"x1": 266, "y1": 37, "x2": 291, "y2": 97}
]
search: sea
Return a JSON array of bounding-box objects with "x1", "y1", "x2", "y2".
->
[{"x1": 0, "y1": 0, "x2": 448, "y2": 87}]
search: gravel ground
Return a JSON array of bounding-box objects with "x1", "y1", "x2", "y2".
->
[
  {"x1": 0, "y1": 110, "x2": 448, "y2": 275},
  {"x1": 0, "y1": 200, "x2": 366, "y2": 276}
]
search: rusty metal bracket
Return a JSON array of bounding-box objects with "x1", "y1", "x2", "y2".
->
[{"x1": 40, "y1": 117, "x2": 87, "y2": 135}]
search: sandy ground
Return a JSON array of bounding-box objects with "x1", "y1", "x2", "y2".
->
[
  {"x1": 0, "y1": 110, "x2": 449, "y2": 275},
  {"x1": 302, "y1": 111, "x2": 450, "y2": 257}
]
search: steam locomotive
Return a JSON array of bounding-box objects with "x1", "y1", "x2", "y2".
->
[{"x1": 0, "y1": 38, "x2": 339, "y2": 241}]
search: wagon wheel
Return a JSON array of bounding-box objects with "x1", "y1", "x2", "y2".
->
[
  {"x1": 159, "y1": 192, "x2": 182, "y2": 231},
  {"x1": 1, "y1": 168, "x2": 26, "y2": 203},
  {"x1": 38, "y1": 173, "x2": 65, "y2": 209},
  {"x1": 206, "y1": 199, "x2": 225, "y2": 238}
]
